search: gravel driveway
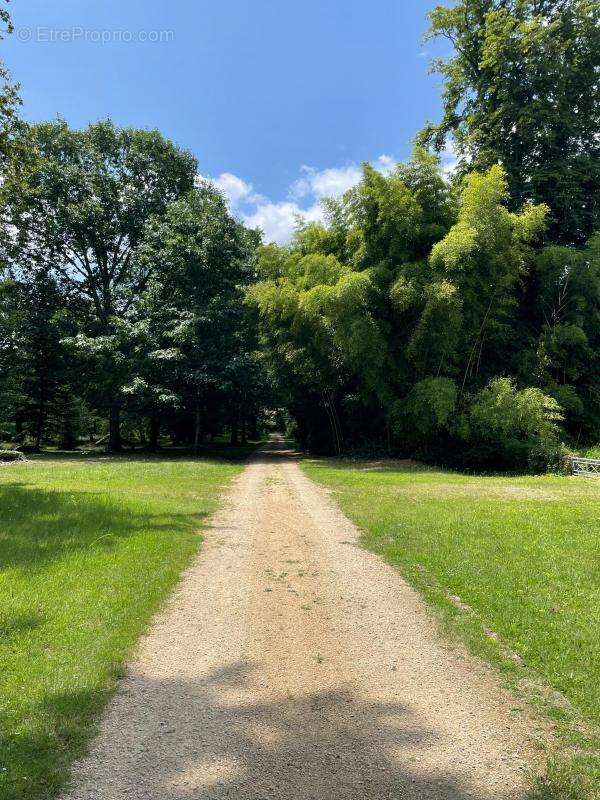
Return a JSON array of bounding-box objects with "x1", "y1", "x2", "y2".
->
[{"x1": 61, "y1": 438, "x2": 544, "y2": 799}]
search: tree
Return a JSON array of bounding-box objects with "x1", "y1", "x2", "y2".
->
[
  {"x1": 524, "y1": 232, "x2": 600, "y2": 439},
  {"x1": 132, "y1": 183, "x2": 262, "y2": 453},
  {"x1": 429, "y1": 165, "x2": 548, "y2": 391},
  {"x1": 0, "y1": 277, "x2": 24, "y2": 440},
  {"x1": 0, "y1": 120, "x2": 197, "y2": 449},
  {"x1": 421, "y1": 0, "x2": 600, "y2": 245},
  {"x1": 0, "y1": 272, "x2": 79, "y2": 450},
  {"x1": 461, "y1": 377, "x2": 564, "y2": 469},
  {"x1": 247, "y1": 150, "x2": 457, "y2": 453}
]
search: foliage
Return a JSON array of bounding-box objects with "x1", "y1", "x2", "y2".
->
[
  {"x1": 462, "y1": 377, "x2": 564, "y2": 469},
  {"x1": 0, "y1": 121, "x2": 269, "y2": 452},
  {"x1": 392, "y1": 377, "x2": 458, "y2": 444},
  {"x1": 248, "y1": 150, "x2": 594, "y2": 467},
  {"x1": 0, "y1": 4, "x2": 599, "y2": 466},
  {"x1": 421, "y1": 0, "x2": 600, "y2": 245}
]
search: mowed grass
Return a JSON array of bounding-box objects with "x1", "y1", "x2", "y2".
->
[
  {"x1": 0, "y1": 454, "x2": 245, "y2": 800},
  {"x1": 303, "y1": 459, "x2": 600, "y2": 798}
]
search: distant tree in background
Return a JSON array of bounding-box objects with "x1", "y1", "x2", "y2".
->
[
  {"x1": 249, "y1": 146, "x2": 599, "y2": 467},
  {"x1": 421, "y1": 0, "x2": 600, "y2": 245}
]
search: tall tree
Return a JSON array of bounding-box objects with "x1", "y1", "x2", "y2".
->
[
  {"x1": 429, "y1": 164, "x2": 548, "y2": 390},
  {"x1": 421, "y1": 0, "x2": 600, "y2": 245},
  {"x1": 0, "y1": 120, "x2": 197, "y2": 449},
  {"x1": 132, "y1": 183, "x2": 261, "y2": 453}
]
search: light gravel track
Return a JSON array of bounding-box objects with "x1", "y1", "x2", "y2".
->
[{"x1": 62, "y1": 438, "x2": 544, "y2": 799}]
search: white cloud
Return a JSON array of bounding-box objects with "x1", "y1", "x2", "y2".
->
[
  {"x1": 376, "y1": 154, "x2": 396, "y2": 174},
  {"x1": 290, "y1": 164, "x2": 363, "y2": 201},
  {"x1": 243, "y1": 201, "x2": 324, "y2": 246},
  {"x1": 201, "y1": 153, "x2": 396, "y2": 245},
  {"x1": 197, "y1": 172, "x2": 264, "y2": 209}
]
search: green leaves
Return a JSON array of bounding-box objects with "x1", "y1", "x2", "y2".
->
[{"x1": 423, "y1": 0, "x2": 600, "y2": 245}]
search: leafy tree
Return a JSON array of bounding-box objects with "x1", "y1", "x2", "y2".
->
[
  {"x1": 392, "y1": 376, "x2": 458, "y2": 445},
  {"x1": 248, "y1": 150, "x2": 456, "y2": 453},
  {"x1": 429, "y1": 164, "x2": 548, "y2": 390},
  {"x1": 421, "y1": 0, "x2": 600, "y2": 245},
  {"x1": 461, "y1": 377, "x2": 564, "y2": 469},
  {"x1": 0, "y1": 277, "x2": 24, "y2": 440},
  {"x1": 0, "y1": 273, "x2": 77, "y2": 450},
  {"x1": 525, "y1": 232, "x2": 600, "y2": 439},
  {"x1": 0, "y1": 120, "x2": 197, "y2": 449},
  {"x1": 133, "y1": 183, "x2": 262, "y2": 452}
]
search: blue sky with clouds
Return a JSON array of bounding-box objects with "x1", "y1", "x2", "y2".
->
[{"x1": 3, "y1": 0, "x2": 452, "y2": 242}]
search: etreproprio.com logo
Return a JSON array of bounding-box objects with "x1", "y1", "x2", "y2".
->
[{"x1": 15, "y1": 26, "x2": 175, "y2": 44}]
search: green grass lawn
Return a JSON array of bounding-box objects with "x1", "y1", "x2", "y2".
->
[
  {"x1": 303, "y1": 458, "x2": 600, "y2": 799},
  {"x1": 0, "y1": 452, "x2": 247, "y2": 800}
]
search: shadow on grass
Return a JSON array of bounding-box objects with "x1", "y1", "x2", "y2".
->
[
  {"x1": 300, "y1": 454, "x2": 549, "y2": 479},
  {"x1": 300, "y1": 455, "x2": 441, "y2": 475},
  {"x1": 0, "y1": 481, "x2": 209, "y2": 800},
  {"x1": 0, "y1": 482, "x2": 206, "y2": 574},
  {"x1": 0, "y1": 609, "x2": 45, "y2": 639},
  {"x1": 3, "y1": 660, "x2": 551, "y2": 800},
  {"x1": 27, "y1": 440, "x2": 265, "y2": 464},
  {"x1": 0, "y1": 683, "x2": 118, "y2": 800}
]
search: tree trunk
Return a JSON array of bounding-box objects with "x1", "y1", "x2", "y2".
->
[
  {"x1": 148, "y1": 412, "x2": 160, "y2": 453},
  {"x1": 33, "y1": 416, "x2": 43, "y2": 453},
  {"x1": 108, "y1": 403, "x2": 122, "y2": 452},
  {"x1": 241, "y1": 405, "x2": 248, "y2": 445},
  {"x1": 194, "y1": 404, "x2": 202, "y2": 456},
  {"x1": 248, "y1": 414, "x2": 258, "y2": 441},
  {"x1": 33, "y1": 386, "x2": 46, "y2": 453},
  {"x1": 230, "y1": 407, "x2": 239, "y2": 446}
]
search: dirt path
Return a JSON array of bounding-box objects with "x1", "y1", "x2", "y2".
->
[{"x1": 62, "y1": 438, "x2": 544, "y2": 799}]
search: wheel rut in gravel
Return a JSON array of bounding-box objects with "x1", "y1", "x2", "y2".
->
[{"x1": 62, "y1": 437, "x2": 545, "y2": 800}]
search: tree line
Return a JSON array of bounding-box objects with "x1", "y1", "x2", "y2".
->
[
  {"x1": 0, "y1": 119, "x2": 267, "y2": 452},
  {"x1": 1, "y1": 0, "x2": 599, "y2": 468}
]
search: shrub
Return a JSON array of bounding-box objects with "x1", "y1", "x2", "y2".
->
[{"x1": 462, "y1": 378, "x2": 564, "y2": 471}]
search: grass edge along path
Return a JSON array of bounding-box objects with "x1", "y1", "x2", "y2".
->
[
  {"x1": 0, "y1": 452, "x2": 249, "y2": 800},
  {"x1": 302, "y1": 458, "x2": 600, "y2": 800}
]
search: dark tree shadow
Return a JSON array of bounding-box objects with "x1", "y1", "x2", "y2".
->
[
  {"x1": 32, "y1": 660, "x2": 541, "y2": 800},
  {"x1": 0, "y1": 609, "x2": 45, "y2": 638},
  {"x1": 0, "y1": 482, "x2": 206, "y2": 573},
  {"x1": 27, "y1": 440, "x2": 264, "y2": 464}
]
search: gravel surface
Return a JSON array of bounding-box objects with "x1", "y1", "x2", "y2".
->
[{"x1": 61, "y1": 438, "x2": 545, "y2": 799}]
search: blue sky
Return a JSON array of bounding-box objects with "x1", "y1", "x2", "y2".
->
[{"x1": 3, "y1": 0, "x2": 452, "y2": 242}]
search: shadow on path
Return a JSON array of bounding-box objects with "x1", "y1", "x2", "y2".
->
[{"x1": 59, "y1": 660, "x2": 534, "y2": 800}]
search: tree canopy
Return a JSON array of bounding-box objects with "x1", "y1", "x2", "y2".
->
[{"x1": 420, "y1": 0, "x2": 600, "y2": 245}]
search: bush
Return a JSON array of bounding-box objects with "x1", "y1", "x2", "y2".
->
[{"x1": 461, "y1": 378, "x2": 565, "y2": 471}]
